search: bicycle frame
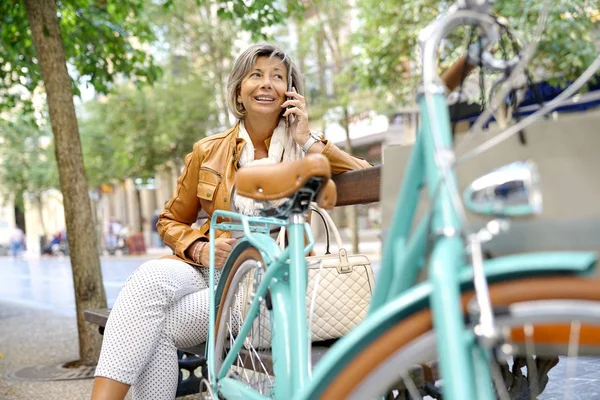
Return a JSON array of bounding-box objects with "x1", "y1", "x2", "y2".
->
[
  {"x1": 207, "y1": 209, "x2": 315, "y2": 398},
  {"x1": 293, "y1": 88, "x2": 597, "y2": 399}
]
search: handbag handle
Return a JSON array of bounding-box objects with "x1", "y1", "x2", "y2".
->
[
  {"x1": 276, "y1": 202, "x2": 343, "y2": 254},
  {"x1": 310, "y1": 203, "x2": 343, "y2": 254}
]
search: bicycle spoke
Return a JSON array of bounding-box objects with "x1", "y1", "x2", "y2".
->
[
  {"x1": 400, "y1": 371, "x2": 422, "y2": 400},
  {"x1": 245, "y1": 337, "x2": 274, "y2": 386},
  {"x1": 225, "y1": 274, "x2": 274, "y2": 394},
  {"x1": 523, "y1": 323, "x2": 540, "y2": 397},
  {"x1": 227, "y1": 310, "x2": 251, "y2": 384},
  {"x1": 564, "y1": 320, "x2": 581, "y2": 400},
  {"x1": 489, "y1": 358, "x2": 511, "y2": 400}
]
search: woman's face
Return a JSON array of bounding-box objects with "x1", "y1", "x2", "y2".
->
[{"x1": 237, "y1": 56, "x2": 288, "y2": 120}]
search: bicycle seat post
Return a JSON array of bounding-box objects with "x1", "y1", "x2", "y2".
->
[{"x1": 286, "y1": 192, "x2": 312, "y2": 389}]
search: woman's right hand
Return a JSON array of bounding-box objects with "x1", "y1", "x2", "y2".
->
[{"x1": 194, "y1": 238, "x2": 237, "y2": 268}]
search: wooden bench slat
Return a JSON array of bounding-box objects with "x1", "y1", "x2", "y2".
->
[
  {"x1": 84, "y1": 308, "x2": 111, "y2": 327},
  {"x1": 332, "y1": 165, "x2": 381, "y2": 206}
]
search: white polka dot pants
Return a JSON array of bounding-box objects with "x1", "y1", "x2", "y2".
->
[{"x1": 95, "y1": 259, "x2": 221, "y2": 399}]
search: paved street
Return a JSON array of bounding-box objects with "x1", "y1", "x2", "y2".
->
[{"x1": 0, "y1": 255, "x2": 154, "y2": 315}]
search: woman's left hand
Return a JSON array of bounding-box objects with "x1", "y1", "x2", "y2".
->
[{"x1": 281, "y1": 87, "x2": 311, "y2": 147}]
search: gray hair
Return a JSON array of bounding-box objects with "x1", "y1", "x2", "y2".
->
[{"x1": 227, "y1": 44, "x2": 305, "y2": 120}]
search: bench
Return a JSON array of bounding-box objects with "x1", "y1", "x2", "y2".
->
[{"x1": 84, "y1": 167, "x2": 384, "y2": 396}]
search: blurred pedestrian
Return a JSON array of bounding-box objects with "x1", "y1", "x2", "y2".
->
[
  {"x1": 10, "y1": 226, "x2": 24, "y2": 258},
  {"x1": 150, "y1": 209, "x2": 163, "y2": 248}
]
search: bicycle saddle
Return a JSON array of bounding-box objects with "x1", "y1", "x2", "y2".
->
[{"x1": 235, "y1": 153, "x2": 337, "y2": 209}]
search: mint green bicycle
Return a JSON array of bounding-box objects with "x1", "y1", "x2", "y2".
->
[{"x1": 204, "y1": 1, "x2": 600, "y2": 399}]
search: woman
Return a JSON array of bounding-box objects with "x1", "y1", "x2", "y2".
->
[{"x1": 91, "y1": 43, "x2": 370, "y2": 400}]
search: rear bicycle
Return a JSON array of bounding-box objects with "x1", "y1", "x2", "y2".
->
[
  {"x1": 205, "y1": 153, "x2": 338, "y2": 399},
  {"x1": 304, "y1": 0, "x2": 600, "y2": 398},
  {"x1": 419, "y1": 0, "x2": 600, "y2": 398}
]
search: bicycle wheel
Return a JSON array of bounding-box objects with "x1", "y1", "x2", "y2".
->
[
  {"x1": 314, "y1": 276, "x2": 600, "y2": 400},
  {"x1": 212, "y1": 245, "x2": 276, "y2": 396}
]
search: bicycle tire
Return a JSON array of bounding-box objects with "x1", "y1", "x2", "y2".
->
[
  {"x1": 211, "y1": 244, "x2": 276, "y2": 396},
  {"x1": 313, "y1": 276, "x2": 600, "y2": 400}
]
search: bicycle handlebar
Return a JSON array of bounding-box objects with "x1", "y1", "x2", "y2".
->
[
  {"x1": 457, "y1": 0, "x2": 494, "y2": 12},
  {"x1": 419, "y1": 8, "x2": 500, "y2": 89}
]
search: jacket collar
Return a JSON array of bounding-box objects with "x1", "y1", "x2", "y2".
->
[{"x1": 231, "y1": 119, "x2": 276, "y2": 167}]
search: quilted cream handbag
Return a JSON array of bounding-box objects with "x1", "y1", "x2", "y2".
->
[{"x1": 240, "y1": 204, "x2": 375, "y2": 349}]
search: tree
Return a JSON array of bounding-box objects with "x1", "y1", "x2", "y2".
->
[
  {"x1": 211, "y1": 0, "x2": 302, "y2": 41},
  {"x1": 1, "y1": 0, "x2": 160, "y2": 366},
  {"x1": 352, "y1": 0, "x2": 599, "y2": 104}
]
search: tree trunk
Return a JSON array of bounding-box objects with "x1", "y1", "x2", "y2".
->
[
  {"x1": 136, "y1": 187, "x2": 144, "y2": 233},
  {"x1": 24, "y1": 0, "x2": 107, "y2": 366},
  {"x1": 341, "y1": 106, "x2": 359, "y2": 254}
]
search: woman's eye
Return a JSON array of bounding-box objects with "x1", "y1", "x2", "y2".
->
[
  {"x1": 274, "y1": 74, "x2": 283, "y2": 79},
  {"x1": 250, "y1": 72, "x2": 261, "y2": 78}
]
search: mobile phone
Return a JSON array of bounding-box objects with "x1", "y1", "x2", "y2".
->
[{"x1": 286, "y1": 68, "x2": 293, "y2": 126}]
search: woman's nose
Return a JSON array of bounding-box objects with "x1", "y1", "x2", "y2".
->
[{"x1": 260, "y1": 76, "x2": 272, "y2": 88}]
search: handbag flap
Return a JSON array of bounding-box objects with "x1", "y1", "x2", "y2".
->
[{"x1": 307, "y1": 248, "x2": 372, "y2": 275}]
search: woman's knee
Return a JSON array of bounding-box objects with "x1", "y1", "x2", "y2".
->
[{"x1": 122, "y1": 259, "x2": 198, "y2": 302}]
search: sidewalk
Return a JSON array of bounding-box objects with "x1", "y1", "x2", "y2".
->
[{"x1": 0, "y1": 300, "x2": 95, "y2": 400}]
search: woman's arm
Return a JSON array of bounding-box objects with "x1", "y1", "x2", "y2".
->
[
  {"x1": 157, "y1": 144, "x2": 206, "y2": 264},
  {"x1": 318, "y1": 140, "x2": 372, "y2": 174}
]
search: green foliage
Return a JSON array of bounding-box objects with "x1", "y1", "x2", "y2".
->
[
  {"x1": 213, "y1": 0, "x2": 304, "y2": 40},
  {"x1": 0, "y1": 0, "x2": 162, "y2": 112},
  {"x1": 76, "y1": 0, "x2": 235, "y2": 186},
  {"x1": 80, "y1": 73, "x2": 217, "y2": 185},
  {"x1": 152, "y1": 0, "x2": 237, "y2": 121},
  {"x1": 352, "y1": 0, "x2": 599, "y2": 103},
  {"x1": 160, "y1": 0, "x2": 304, "y2": 41},
  {"x1": 0, "y1": 117, "x2": 59, "y2": 210}
]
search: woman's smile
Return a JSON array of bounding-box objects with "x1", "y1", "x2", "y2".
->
[{"x1": 253, "y1": 95, "x2": 276, "y2": 104}]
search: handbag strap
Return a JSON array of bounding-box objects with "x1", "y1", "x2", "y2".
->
[
  {"x1": 276, "y1": 203, "x2": 344, "y2": 254},
  {"x1": 310, "y1": 207, "x2": 331, "y2": 254},
  {"x1": 310, "y1": 202, "x2": 343, "y2": 251}
]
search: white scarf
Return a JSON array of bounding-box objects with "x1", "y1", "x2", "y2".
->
[{"x1": 233, "y1": 119, "x2": 304, "y2": 216}]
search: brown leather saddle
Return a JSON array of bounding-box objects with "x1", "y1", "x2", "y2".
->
[{"x1": 235, "y1": 153, "x2": 337, "y2": 211}]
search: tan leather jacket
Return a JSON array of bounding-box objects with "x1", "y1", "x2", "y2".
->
[{"x1": 157, "y1": 122, "x2": 371, "y2": 265}]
